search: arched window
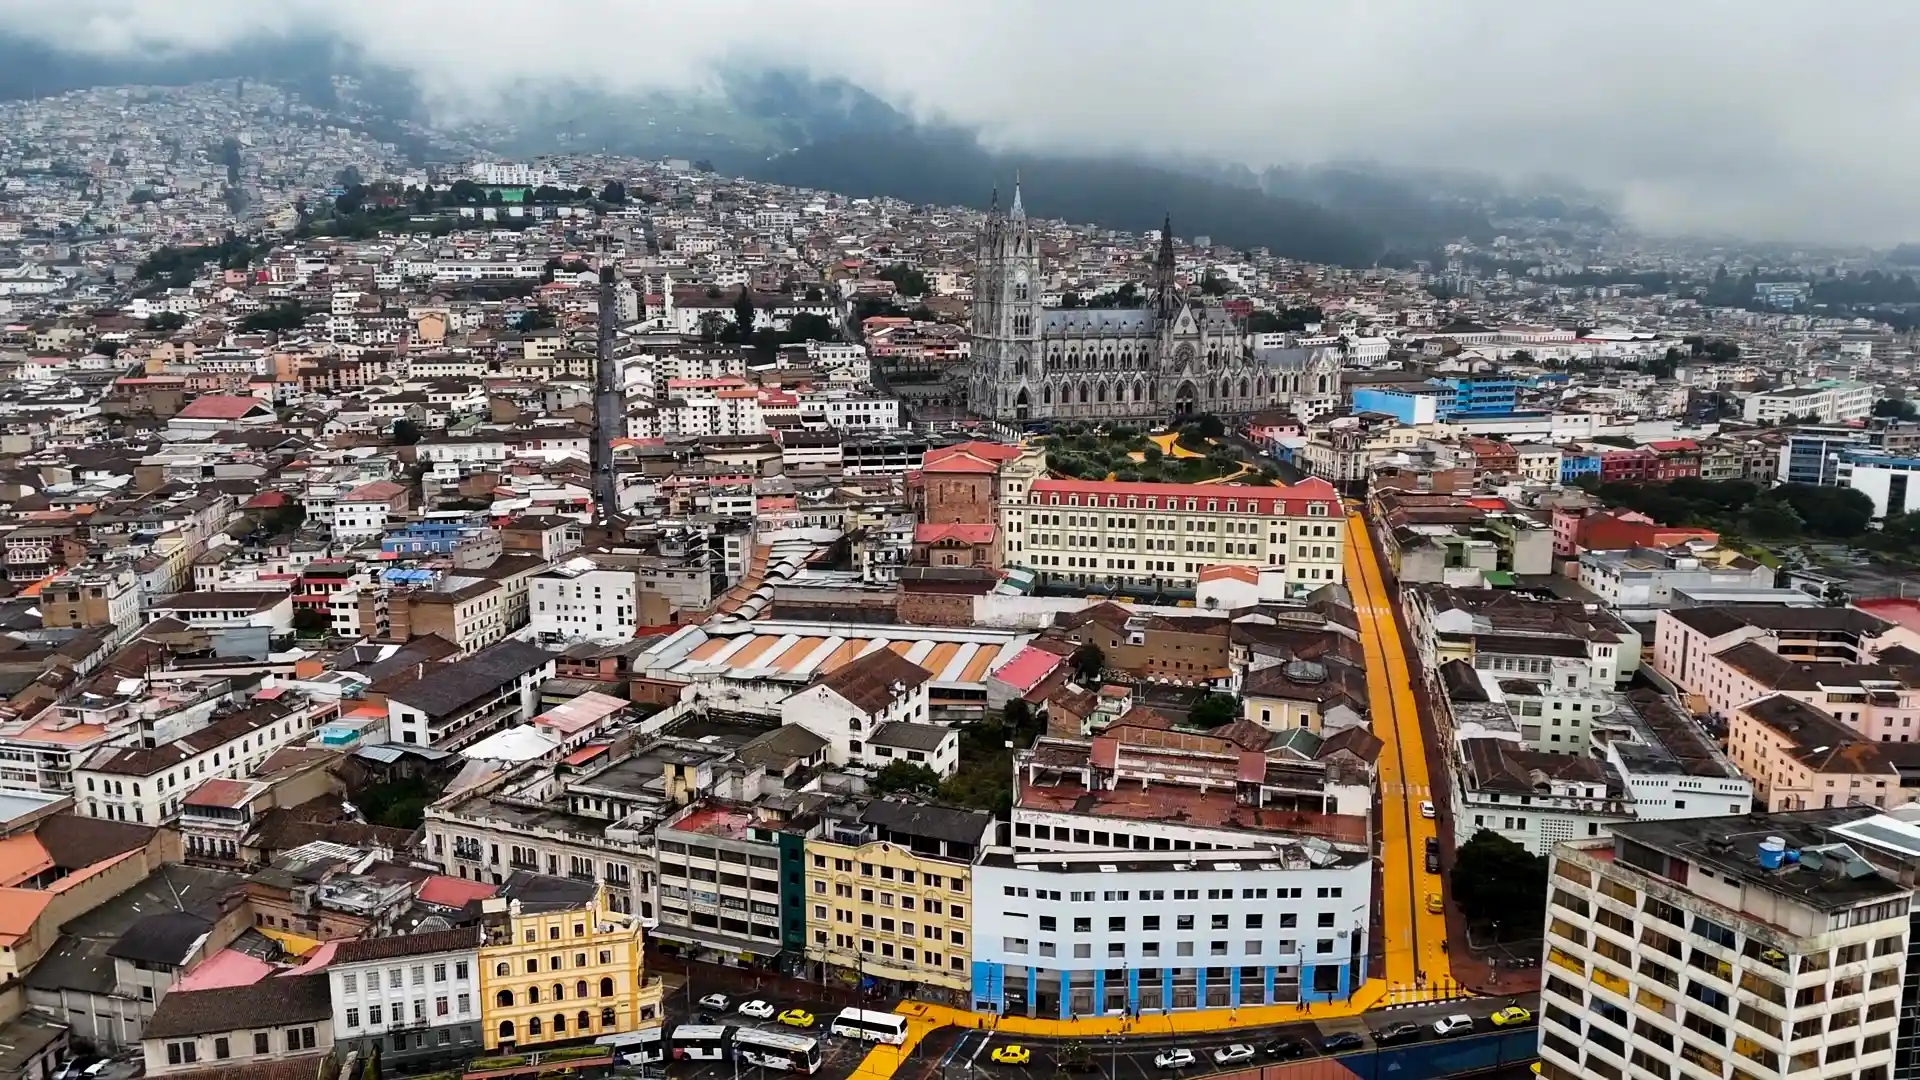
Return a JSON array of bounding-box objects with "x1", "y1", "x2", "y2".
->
[
  {"x1": 553, "y1": 983, "x2": 566, "y2": 1000},
  {"x1": 1318, "y1": 374, "x2": 1330, "y2": 393},
  {"x1": 495, "y1": 962, "x2": 510, "y2": 977},
  {"x1": 528, "y1": 1017, "x2": 543, "y2": 1037},
  {"x1": 495, "y1": 989, "x2": 514, "y2": 1008},
  {"x1": 1239, "y1": 378, "x2": 1250, "y2": 398},
  {"x1": 1134, "y1": 380, "x2": 1146, "y2": 402},
  {"x1": 601, "y1": 1008, "x2": 617, "y2": 1027},
  {"x1": 1096, "y1": 382, "x2": 1107, "y2": 403},
  {"x1": 576, "y1": 981, "x2": 589, "y2": 999},
  {"x1": 599, "y1": 977, "x2": 615, "y2": 997},
  {"x1": 527, "y1": 986, "x2": 540, "y2": 1004},
  {"x1": 1079, "y1": 381, "x2": 1090, "y2": 403},
  {"x1": 553, "y1": 1014, "x2": 567, "y2": 1033},
  {"x1": 578, "y1": 1010, "x2": 592, "y2": 1032},
  {"x1": 1042, "y1": 383, "x2": 1053, "y2": 405},
  {"x1": 498, "y1": 1021, "x2": 515, "y2": 1041}
]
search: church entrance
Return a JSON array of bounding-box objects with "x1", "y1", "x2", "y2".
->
[
  {"x1": 1174, "y1": 381, "x2": 1197, "y2": 416},
  {"x1": 1015, "y1": 387, "x2": 1030, "y2": 421}
]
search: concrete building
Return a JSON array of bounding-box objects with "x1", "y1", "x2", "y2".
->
[
  {"x1": 1729, "y1": 695, "x2": 1901, "y2": 812},
  {"x1": 779, "y1": 648, "x2": 937, "y2": 770},
  {"x1": 1007, "y1": 477, "x2": 1344, "y2": 595},
  {"x1": 328, "y1": 928, "x2": 484, "y2": 1072},
  {"x1": 1536, "y1": 810, "x2": 1909, "y2": 1080},
  {"x1": 802, "y1": 797, "x2": 992, "y2": 1005},
  {"x1": 1743, "y1": 381, "x2": 1874, "y2": 425},
  {"x1": 141, "y1": 974, "x2": 332, "y2": 1076}
]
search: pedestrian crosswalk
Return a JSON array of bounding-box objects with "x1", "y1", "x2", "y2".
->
[{"x1": 1385, "y1": 782, "x2": 1432, "y2": 799}]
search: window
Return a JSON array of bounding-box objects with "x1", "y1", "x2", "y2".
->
[
  {"x1": 214, "y1": 1038, "x2": 230, "y2": 1061},
  {"x1": 347, "y1": 1008, "x2": 361, "y2": 1029},
  {"x1": 167, "y1": 1043, "x2": 197, "y2": 1066},
  {"x1": 254, "y1": 1035, "x2": 269, "y2": 1055}
]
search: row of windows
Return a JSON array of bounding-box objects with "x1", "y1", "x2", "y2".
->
[
  {"x1": 343, "y1": 994, "x2": 472, "y2": 1028},
  {"x1": 340, "y1": 962, "x2": 469, "y2": 994}
]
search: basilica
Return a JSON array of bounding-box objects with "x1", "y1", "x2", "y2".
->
[{"x1": 966, "y1": 183, "x2": 1342, "y2": 427}]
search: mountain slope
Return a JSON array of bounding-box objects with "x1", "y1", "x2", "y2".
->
[{"x1": 750, "y1": 128, "x2": 1399, "y2": 267}]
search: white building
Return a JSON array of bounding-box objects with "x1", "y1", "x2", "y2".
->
[
  {"x1": 329, "y1": 928, "x2": 484, "y2": 1072},
  {"x1": 779, "y1": 648, "x2": 937, "y2": 769},
  {"x1": 77, "y1": 694, "x2": 334, "y2": 825},
  {"x1": 1537, "y1": 811, "x2": 1909, "y2": 1080},
  {"x1": 529, "y1": 557, "x2": 640, "y2": 643},
  {"x1": 469, "y1": 163, "x2": 561, "y2": 188},
  {"x1": 1742, "y1": 381, "x2": 1874, "y2": 426},
  {"x1": 1836, "y1": 450, "x2": 1920, "y2": 520}
]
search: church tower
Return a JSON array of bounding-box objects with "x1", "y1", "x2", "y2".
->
[
  {"x1": 969, "y1": 179, "x2": 1042, "y2": 421},
  {"x1": 1153, "y1": 213, "x2": 1180, "y2": 320}
]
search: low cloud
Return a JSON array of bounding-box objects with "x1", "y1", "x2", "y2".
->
[{"x1": 6, "y1": 0, "x2": 1917, "y2": 243}]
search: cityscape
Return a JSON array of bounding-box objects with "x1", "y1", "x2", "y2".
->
[{"x1": 2, "y1": 37, "x2": 1920, "y2": 1080}]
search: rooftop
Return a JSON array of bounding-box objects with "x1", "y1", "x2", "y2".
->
[{"x1": 1601, "y1": 808, "x2": 1908, "y2": 914}]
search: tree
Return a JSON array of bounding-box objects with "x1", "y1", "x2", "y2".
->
[
  {"x1": 241, "y1": 301, "x2": 306, "y2": 334},
  {"x1": 785, "y1": 313, "x2": 835, "y2": 342},
  {"x1": 877, "y1": 263, "x2": 929, "y2": 298},
  {"x1": 732, "y1": 286, "x2": 757, "y2": 338},
  {"x1": 803, "y1": 285, "x2": 823, "y2": 302},
  {"x1": 1874, "y1": 398, "x2": 1919, "y2": 421},
  {"x1": 391, "y1": 418, "x2": 422, "y2": 446},
  {"x1": 335, "y1": 164, "x2": 363, "y2": 189},
  {"x1": 1199, "y1": 271, "x2": 1228, "y2": 297},
  {"x1": 518, "y1": 308, "x2": 557, "y2": 331},
  {"x1": 1187, "y1": 693, "x2": 1240, "y2": 729},
  {"x1": 1183, "y1": 413, "x2": 1226, "y2": 441},
  {"x1": 144, "y1": 312, "x2": 187, "y2": 332},
  {"x1": 292, "y1": 608, "x2": 331, "y2": 635},
  {"x1": 870, "y1": 761, "x2": 942, "y2": 796},
  {"x1": 1003, "y1": 698, "x2": 1034, "y2": 733},
  {"x1": 1770, "y1": 483, "x2": 1874, "y2": 538},
  {"x1": 1070, "y1": 642, "x2": 1105, "y2": 683},
  {"x1": 695, "y1": 311, "x2": 727, "y2": 343},
  {"x1": 1450, "y1": 829, "x2": 1548, "y2": 938},
  {"x1": 693, "y1": 159, "x2": 716, "y2": 174}
]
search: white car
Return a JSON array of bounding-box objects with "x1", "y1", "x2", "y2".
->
[
  {"x1": 738, "y1": 999, "x2": 776, "y2": 1019},
  {"x1": 1419, "y1": 800, "x2": 1436, "y2": 819},
  {"x1": 698, "y1": 992, "x2": 732, "y2": 1011},
  {"x1": 1433, "y1": 1014, "x2": 1475, "y2": 1037},
  {"x1": 1154, "y1": 1050, "x2": 1196, "y2": 1070},
  {"x1": 1213, "y1": 1046, "x2": 1256, "y2": 1066}
]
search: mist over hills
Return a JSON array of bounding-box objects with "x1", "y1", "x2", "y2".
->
[{"x1": 0, "y1": 31, "x2": 1517, "y2": 265}]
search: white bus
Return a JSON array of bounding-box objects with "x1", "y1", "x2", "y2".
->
[
  {"x1": 828, "y1": 1009, "x2": 907, "y2": 1045},
  {"x1": 597, "y1": 1028, "x2": 662, "y2": 1066},
  {"x1": 667, "y1": 1024, "x2": 731, "y2": 1061},
  {"x1": 733, "y1": 1029, "x2": 821, "y2": 1074}
]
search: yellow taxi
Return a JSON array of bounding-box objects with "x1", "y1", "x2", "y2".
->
[
  {"x1": 776, "y1": 1009, "x2": 815, "y2": 1029},
  {"x1": 1425, "y1": 892, "x2": 1443, "y2": 914},
  {"x1": 1492, "y1": 1007, "x2": 1533, "y2": 1027},
  {"x1": 991, "y1": 1046, "x2": 1032, "y2": 1066}
]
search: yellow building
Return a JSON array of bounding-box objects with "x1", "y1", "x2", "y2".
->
[
  {"x1": 803, "y1": 799, "x2": 993, "y2": 1005},
  {"x1": 477, "y1": 875, "x2": 664, "y2": 1050}
]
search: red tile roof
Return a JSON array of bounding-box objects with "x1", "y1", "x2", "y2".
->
[
  {"x1": 991, "y1": 645, "x2": 1066, "y2": 694},
  {"x1": 177, "y1": 394, "x2": 269, "y2": 420},
  {"x1": 914, "y1": 523, "x2": 996, "y2": 545},
  {"x1": 921, "y1": 441, "x2": 1023, "y2": 474},
  {"x1": 1028, "y1": 476, "x2": 1339, "y2": 515},
  {"x1": 417, "y1": 874, "x2": 498, "y2": 909}
]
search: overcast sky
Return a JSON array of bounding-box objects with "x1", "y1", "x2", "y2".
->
[{"x1": 5, "y1": 0, "x2": 1916, "y2": 244}]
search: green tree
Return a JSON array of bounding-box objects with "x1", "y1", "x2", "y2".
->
[
  {"x1": 241, "y1": 301, "x2": 306, "y2": 334},
  {"x1": 1187, "y1": 693, "x2": 1240, "y2": 728},
  {"x1": 292, "y1": 608, "x2": 331, "y2": 635},
  {"x1": 1070, "y1": 643, "x2": 1105, "y2": 683},
  {"x1": 1873, "y1": 398, "x2": 1919, "y2": 420},
  {"x1": 804, "y1": 285, "x2": 824, "y2": 302},
  {"x1": 335, "y1": 164, "x2": 363, "y2": 189},
  {"x1": 870, "y1": 761, "x2": 942, "y2": 796},
  {"x1": 144, "y1": 311, "x2": 187, "y2": 332},
  {"x1": 1199, "y1": 271, "x2": 1228, "y2": 297},
  {"x1": 1450, "y1": 830, "x2": 1548, "y2": 938},
  {"x1": 1004, "y1": 698, "x2": 1035, "y2": 734},
  {"x1": 877, "y1": 263, "x2": 929, "y2": 298},
  {"x1": 391, "y1": 417, "x2": 423, "y2": 446},
  {"x1": 1770, "y1": 483, "x2": 1874, "y2": 538},
  {"x1": 784, "y1": 313, "x2": 836, "y2": 342},
  {"x1": 732, "y1": 286, "x2": 757, "y2": 338},
  {"x1": 696, "y1": 311, "x2": 727, "y2": 343}
]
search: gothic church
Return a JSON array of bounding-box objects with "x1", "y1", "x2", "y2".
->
[{"x1": 967, "y1": 183, "x2": 1342, "y2": 426}]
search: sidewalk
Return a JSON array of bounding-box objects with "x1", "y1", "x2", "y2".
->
[{"x1": 893, "y1": 979, "x2": 1390, "y2": 1039}]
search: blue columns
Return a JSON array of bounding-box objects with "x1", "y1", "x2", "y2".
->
[
  {"x1": 1229, "y1": 966, "x2": 1242, "y2": 1006},
  {"x1": 1263, "y1": 966, "x2": 1275, "y2": 1003},
  {"x1": 1195, "y1": 967, "x2": 1206, "y2": 1009},
  {"x1": 1092, "y1": 969, "x2": 1105, "y2": 1014},
  {"x1": 1162, "y1": 968, "x2": 1173, "y2": 1010}
]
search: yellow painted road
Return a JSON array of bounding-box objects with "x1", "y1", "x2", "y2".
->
[
  {"x1": 848, "y1": 1013, "x2": 945, "y2": 1080},
  {"x1": 1344, "y1": 510, "x2": 1454, "y2": 1001},
  {"x1": 895, "y1": 982, "x2": 1387, "y2": 1040}
]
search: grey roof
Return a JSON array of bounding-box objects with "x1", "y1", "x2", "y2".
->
[
  {"x1": 1040, "y1": 309, "x2": 1154, "y2": 335},
  {"x1": 387, "y1": 640, "x2": 556, "y2": 716},
  {"x1": 735, "y1": 724, "x2": 830, "y2": 770},
  {"x1": 26, "y1": 863, "x2": 243, "y2": 997},
  {"x1": 859, "y1": 798, "x2": 993, "y2": 847},
  {"x1": 497, "y1": 871, "x2": 598, "y2": 912},
  {"x1": 108, "y1": 910, "x2": 215, "y2": 966},
  {"x1": 143, "y1": 973, "x2": 333, "y2": 1039},
  {"x1": 870, "y1": 721, "x2": 953, "y2": 752}
]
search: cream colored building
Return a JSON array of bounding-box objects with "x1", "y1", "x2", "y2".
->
[
  {"x1": 476, "y1": 875, "x2": 663, "y2": 1051},
  {"x1": 1727, "y1": 694, "x2": 1899, "y2": 812},
  {"x1": 1004, "y1": 476, "x2": 1344, "y2": 595},
  {"x1": 803, "y1": 798, "x2": 992, "y2": 1005}
]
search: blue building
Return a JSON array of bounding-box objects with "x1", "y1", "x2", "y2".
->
[
  {"x1": 1350, "y1": 385, "x2": 1444, "y2": 425},
  {"x1": 1560, "y1": 449, "x2": 1601, "y2": 485},
  {"x1": 1431, "y1": 374, "x2": 1522, "y2": 418},
  {"x1": 381, "y1": 520, "x2": 475, "y2": 556}
]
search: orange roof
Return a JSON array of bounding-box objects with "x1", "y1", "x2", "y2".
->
[
  {"x1": 418, "y1": 874, "x2": 498, "y2": 909},
  {"x1": 0, "y1": 887, "x2": 53, "y2": 946},
  {"x1": 1196, "y1": 564, "x2": 1259, "y2": 584},
  {"x1": 16, "y1": 570, "x2": 61, "y2": 599},
  {"x1": 920, "y1": 441, "x2": 1022, "y2": 474},
  {"x1": 0, "y1": 835, "x2": 54, "y2": 888}
]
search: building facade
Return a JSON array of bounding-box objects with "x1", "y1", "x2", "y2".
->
[
  {"x1": 475, "y1": 875, "x2": 664, "y2": 1051},
  {"x1": 328, "y1": 928, "x2": 484, "y2": 1072},
  {"x1": 967, "y1": 186, "x2": 1340, "y2": 426}
]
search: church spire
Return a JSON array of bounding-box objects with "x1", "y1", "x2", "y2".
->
[
  {"x1": 1157, "y1": 213, "x2": 1175, "y2": 270},
  {"x1": 1010, "y1": 171, "x2": 1025, "y2": 219},
  {"x1": 1155, "y1": 213, "x2": 1179, "y2": 319},
  {"x1": 989, "y1": 186, "x2": 1000, "y2": 216}
]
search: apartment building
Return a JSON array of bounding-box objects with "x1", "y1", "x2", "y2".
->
[
  {"x1": 384, "y1": 641, "x2": 557, "y2": 750},
  {"x1": 1654, "y1": 606, "x2": 1920, "y2": 724},
  {"x1": 1006, "y1": 477, "x2": 1344, "y2": 594},
  {"x1": 328, "y1": 928, "x2": 483, "y2": 1072},
  {"x1": 1729, "y1": 695, "x2": 1901, "y2": 812},
  {"x1": 803, "y1": 797, "x2": 993, "y2": 1005},
  {"x1": 1537, "y1": 811, "x2": 1908, "y2": 1080},
  {"x1": 1577, "y1": 546, "x2": 1779, "y2": 622},
  {"x1": 141, "y1": 974, "x2": 333, "y2": 1076},
  {"x1": 1743, "y1": 380, "x2": 1874, "y2": 425},
  {"x1": 653, "y1": 800, "x2": 805, "y2": 968},
  {"x1": 76, "y1": 694, "x2": 337, "y2": 825},
  {"x1": 475, "y1": 875, "x2": 663, "y2": 1051},
  {"x1": 980, "y1": 732, "x2": 1372, "y2": 1014},
  {"x1": 36, "y1": 566, "x2": 141, "y2": 635}
]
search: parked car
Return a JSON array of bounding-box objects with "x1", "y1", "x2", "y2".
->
[
  {"x1": 1319, "y1": 1033, "x2": 1365, "y2": 1053},
  {"x1": 738, "y1": 999, "x2": 776, "y2": 1019},
  {"x1": 1433, "y1": 1015, "x2": 1475, "y2": 1038},
  {"x1": 698, "y1": 993, "x2": 732, "y2": 1011},
  {"x1": 1212, "y1": 1046, "x2": 1256, "y2": 1066},
  {"x1": 1262, "y1": 1039, "x2": 1309, "y2": 1060},
  {"x1": 991, "y1": 1046, "x2": 1032, "y2": 1066},
  {"x1": 1372, "y1": 1022, "x2": 1423, "y2": 1046},
  {"x1": 1491, "y1": 1007, "x2": 1534, "y2": 1027},
  {"x1": 1425, "y1": 836, "x2": 1441, "y2": 873},
  {"x1": 1154, "y1": 1050, "x2": 1197, "y2": 1070}
]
